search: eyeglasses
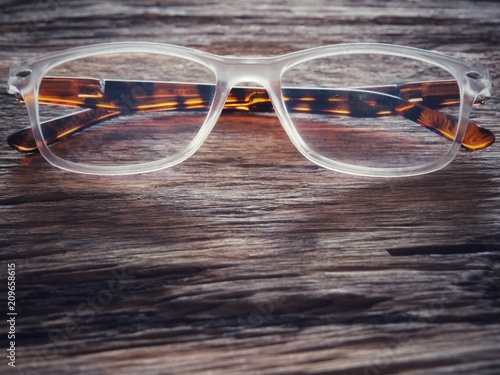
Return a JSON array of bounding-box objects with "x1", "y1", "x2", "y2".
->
[{"x1": 7, "y1": 42, "x2": 494, "y2": 177}]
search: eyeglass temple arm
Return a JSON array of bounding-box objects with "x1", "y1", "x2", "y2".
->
[
  {"x1": 7, "y1": 78, "x2": 494, "y2": 152},
  {"x1": 7, "y1": 108, "x2": 122, "y2": 152}
]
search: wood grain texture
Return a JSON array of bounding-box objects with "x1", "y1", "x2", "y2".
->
[{"x1": 0, "y1": 1, "x2": 499, "y2": 374}]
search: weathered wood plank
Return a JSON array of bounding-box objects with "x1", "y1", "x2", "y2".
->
[{"x1": 0, "y1": 1, "x2": 499, "y2": 374}]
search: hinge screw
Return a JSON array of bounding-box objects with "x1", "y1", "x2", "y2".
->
[
  {"x1": 466, "y1": 71, "x2": 482, "y2": 79},
  {"x1": 15, "y1": 70, "x2": 32, "y2": 78}
]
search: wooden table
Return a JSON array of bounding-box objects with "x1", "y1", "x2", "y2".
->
[{"x1": 1, "y1": 1, "x2": 499, "y2": 374}]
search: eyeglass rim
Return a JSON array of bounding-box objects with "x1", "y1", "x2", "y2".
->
[{"x1": 8, "y1": 42, "x2": 492, "y2": 177}]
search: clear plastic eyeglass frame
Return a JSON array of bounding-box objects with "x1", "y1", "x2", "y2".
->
[{"x1": 7, "y1": 42, "x2": 494, "y2": 177}]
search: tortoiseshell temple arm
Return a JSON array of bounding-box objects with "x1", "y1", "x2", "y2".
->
[{"x1": 7, "y1": 77, "x2": 495, "y2": 153}]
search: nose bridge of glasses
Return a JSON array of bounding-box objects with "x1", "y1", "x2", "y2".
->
[
  {"x1": 215, "y1": 60, "x2": 283, "y2": 115},
  {"x1": 218, "y1": 58, "x2": 279, "y2": 89}
]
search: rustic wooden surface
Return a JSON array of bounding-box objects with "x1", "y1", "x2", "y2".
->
[{"x1": 1, "y1": 1, "x2": 499, "y2": 374}]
